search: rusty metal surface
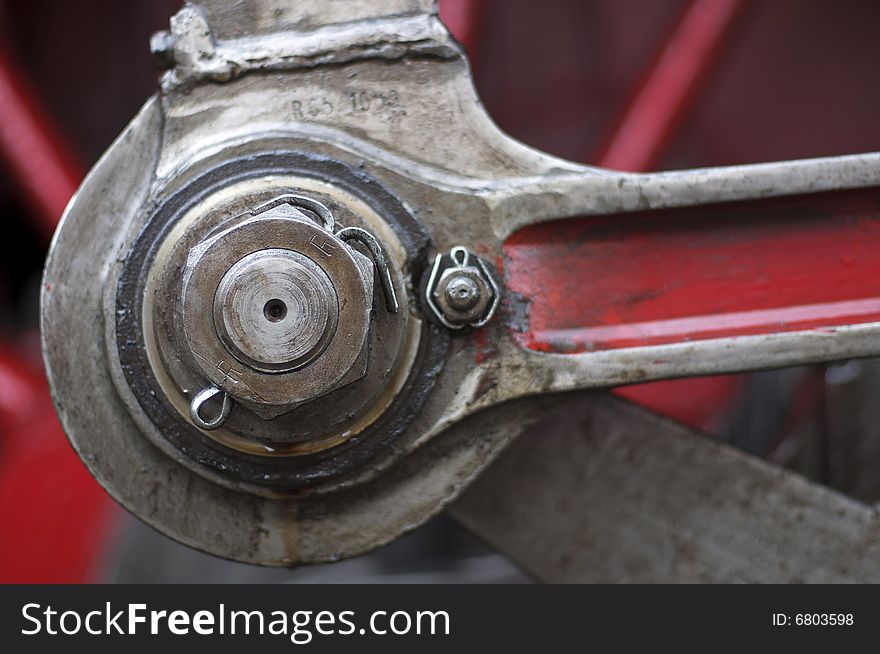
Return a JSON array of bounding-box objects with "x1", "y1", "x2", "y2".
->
[
  {"x1": 40, "y1": 0, "x2": 880, "y2": 568},
  {"x1": 451, "y1": 392, "x2": 880, "y2": 582}
]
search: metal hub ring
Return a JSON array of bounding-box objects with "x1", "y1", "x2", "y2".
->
[{"x1": 110, "y1": 151, "x2": 446, "y2": 493}]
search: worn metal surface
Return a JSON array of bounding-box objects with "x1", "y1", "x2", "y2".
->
[
  {"x1": 211, "y1": 248, "x2": 340, "y2": 373},
  {"x1": 41, "y1": 0, "x2": 880, "y2": 567},
  {"x1": 451, "y1": 393, "x2": 880, "y2": 582},
  {"x1": 161, "y1": 2, "x2": 456, "y2": 90}
]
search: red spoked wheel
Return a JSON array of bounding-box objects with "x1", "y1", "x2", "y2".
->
[{"x1": 4, "y1": 0, "x2": 880, "y2": 582}]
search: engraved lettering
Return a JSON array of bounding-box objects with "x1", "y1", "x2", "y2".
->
[
  {"x1": 310, "y1": 234, "x2": 336, "y2": 257},
  {"x1": 216, "y1": 360, "x2": 242, "y2": 385}
]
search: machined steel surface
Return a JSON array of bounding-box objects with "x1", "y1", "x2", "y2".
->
[
  {"x1": 212, "y1": 248, "x2": 339, "y2": 373},
  {"x1": 40, "y1": 0, "x2": 880, "y2": 570}
]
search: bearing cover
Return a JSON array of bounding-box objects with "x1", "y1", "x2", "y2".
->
[{"x1": 111, "y1": 151, "x2": 446, "y2": 493}]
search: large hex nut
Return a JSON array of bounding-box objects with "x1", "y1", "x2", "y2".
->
[{"x1": 181, "y1": 208, "x2": 374, "y2": 414}]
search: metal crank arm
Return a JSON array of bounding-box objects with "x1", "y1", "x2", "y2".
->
[
  {"x1": 41, "y1": 0, "x2": 880, "y2": 569},
  {"x1": 474, "y1": 154, "x2": 880, "y2": 404},
  {"x1": 451, "y1": 393, "x2": 880, "y2": 583}
]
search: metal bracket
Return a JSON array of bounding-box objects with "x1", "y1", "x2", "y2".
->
[{"x1": 336, "y1": 226, "x2": 399, "y2": 314}]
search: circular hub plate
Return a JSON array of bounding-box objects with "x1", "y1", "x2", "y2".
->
[
  {"x1": 41, "y1": 119, "x2": 461, "y2": 565},
  {"x1": 108, "y1": 155, "x2": 440, "y2": 493}
]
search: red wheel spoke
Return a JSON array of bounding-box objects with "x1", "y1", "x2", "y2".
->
[
  {"x1": 438, "y1": 0, "x2": 484, "y2": 59},
  {"x1": 594, "y1": 0, "x2": 750, "y2": 172},
  {"x1": 0, "y1": 43, "x2": 82, "y2": 241},
  {"x1": 586, "y1": 0, "x2": 751, "y2": 425}
]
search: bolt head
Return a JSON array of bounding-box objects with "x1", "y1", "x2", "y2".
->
[
  {"x1": 434, "y1": 266, "x2": 494, "y2": 325},
  {"x1": 444, "y1": 274, "x2": 481, "y2": 311}
]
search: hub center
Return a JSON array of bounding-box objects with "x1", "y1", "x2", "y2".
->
[{"x1": 213, "y1": 248, "x2": 339, "y2": 373}]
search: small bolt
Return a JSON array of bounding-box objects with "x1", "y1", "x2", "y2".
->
[
  {"x1": 444, "y1": 275, "x2": 481, "y2": 312},
  {"x1": 425, "y1": 246, "x2": 501, "y2": 329}
]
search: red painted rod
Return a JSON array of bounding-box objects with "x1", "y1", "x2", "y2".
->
[
  {"x1": 0, "y1": 44, "x2": 82, "y2": 241},
  {"x1": 505, "y1": 188, "x2": 880, "y2": 353},
  {"x1": 0, "y1": 341, "x2": 117, "y2": 583},
  {"x1": 595, "y1": 0, "x2": 749, "y2": 172}
]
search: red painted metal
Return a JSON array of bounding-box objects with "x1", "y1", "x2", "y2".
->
[
  {"x1": 506, "y1": 188, "x2": 880, "y2": 353},
  {"x1": 611, "y1": 376, "x2": 743, "y2": 430},
  {"x1": 0, "y1": 43, "x2": 82, "y2": 240},
  {"x1": 594, "y1": 0, "x2": 749, "y2": 172},
  {"x1": 585, "y1": 0, "x2": 750, "y2": 425},
  {"x1": 0, "y1": 343, "x2": 117, "y2": 583},
  {"x1": 0, "y1": 344, "x2": 43, "y2": 430}
]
